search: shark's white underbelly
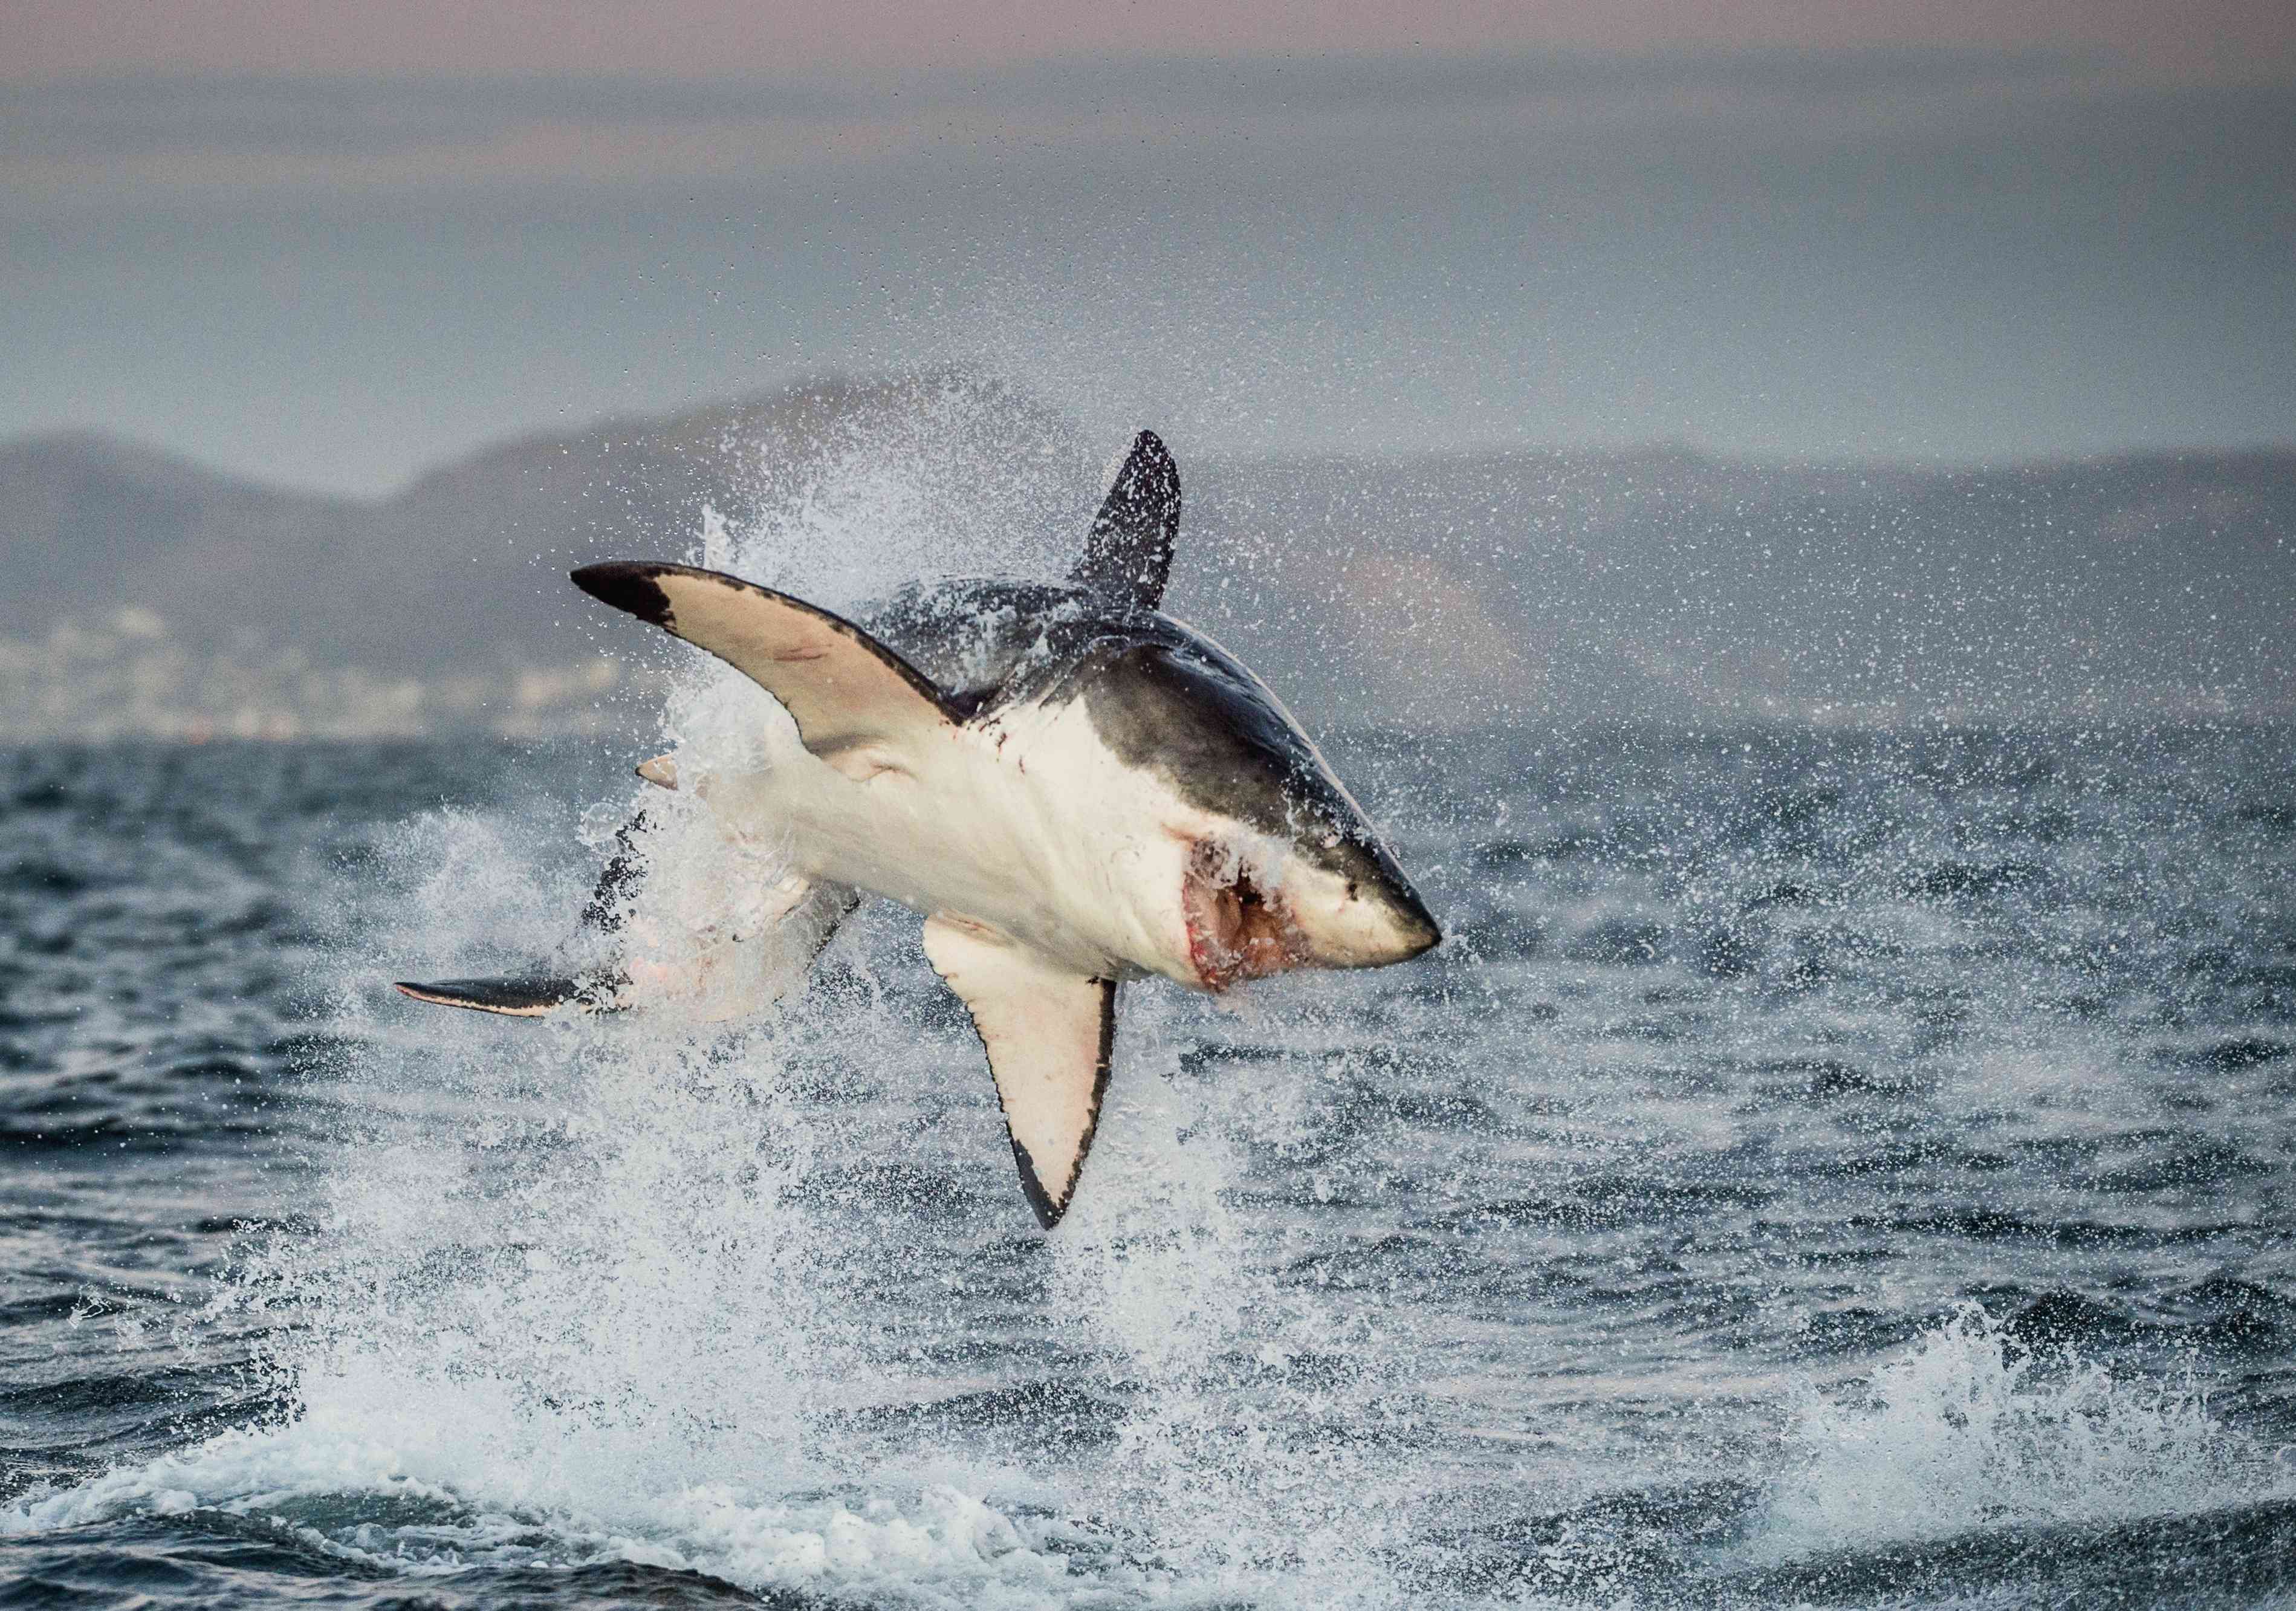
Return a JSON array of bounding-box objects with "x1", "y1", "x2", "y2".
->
[{"x1": 718, "y1": 692, "x2": 1190, "y2": 984}]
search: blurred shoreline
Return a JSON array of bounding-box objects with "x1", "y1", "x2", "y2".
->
[{"x1": 5, "y1": 374, "x2": 2289, "y2": 740}]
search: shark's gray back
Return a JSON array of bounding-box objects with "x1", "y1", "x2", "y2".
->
[
  {"x1": 864, "y1": 576, "x2": 1418, "y2": 896},
  {"x1": 862, "y1": 577, "x2": 1199, "y2": 719}
]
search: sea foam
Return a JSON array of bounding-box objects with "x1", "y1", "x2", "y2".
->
[{"x1": 1746, "y1": 1303, "x2": 2292, "y2": 1562}]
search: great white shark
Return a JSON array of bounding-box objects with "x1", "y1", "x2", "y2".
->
[{"x1": 398, "y1": 432, "x2": 1441, "y2": 1227}]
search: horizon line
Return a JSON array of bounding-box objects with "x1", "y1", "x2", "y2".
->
[{"x1": 10, "y1": 400, "x2": 2294, "y2": 508}]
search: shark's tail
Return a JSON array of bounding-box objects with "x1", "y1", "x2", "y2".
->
[
  {"x1": 395, "y1": 780, "x2": 855, "y2": 1024},
  {"x1": 392, "y1": 975, "x2": 612, "y2": 1016}
]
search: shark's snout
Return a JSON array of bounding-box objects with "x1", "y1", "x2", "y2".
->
[
  {"x1": 1303, "y1": 856, "x2": 1442, "y2": 970},
  {"x1": 1179, "y1": 834, "x2": 1439, "y2": 990},
  {"x1": 1353, "y1": 867, "x2": 1443, "y2": 964}
]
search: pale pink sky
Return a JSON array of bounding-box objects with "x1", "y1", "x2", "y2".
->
[{"x1": 10, "y1": 0, "x2": 2294, "y2": 83}]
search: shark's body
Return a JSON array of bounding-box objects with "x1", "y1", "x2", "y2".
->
[{"x1": 400, "y1": 433, "x2": 1441, "y2": 1225}]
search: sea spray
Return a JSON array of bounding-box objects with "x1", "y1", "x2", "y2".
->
[
  {"x1": 1051, "y1": 992, "x2": 1419, "y2": 1608},
  {"x1": 714, "y1": 369, "x2": 1092, "y2": 611},
  {"x1": 1746, "y1": 1303, "x2": 2291, "y2": 1562},
  {"x1": 259, "y1": 792, "x2": 827, "y2": 1505}
]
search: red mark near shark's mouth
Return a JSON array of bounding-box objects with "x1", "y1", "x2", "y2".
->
[{"x1": 1182, "y1": 839, "x2": 1306, "y2": 991}]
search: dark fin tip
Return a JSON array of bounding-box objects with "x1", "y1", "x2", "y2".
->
[
  {"x1": 1010, "y1": 977, "x2": 1114, "y2": 1234},
  {"x1": 571, "y1": 562, "x2": 674, "y2": 627},
  {"x1": 1010, "y1": 1139, "x2": 1065, "y2": 1230}
]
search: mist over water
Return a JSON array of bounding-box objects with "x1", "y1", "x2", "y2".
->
[{"x1": 3, "y1": 398, "x2": 2294, "y2": 1606}]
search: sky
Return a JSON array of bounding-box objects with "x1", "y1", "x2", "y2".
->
[{"x1": 5, "y1": 1, "x2": 2293, "y2": 496}]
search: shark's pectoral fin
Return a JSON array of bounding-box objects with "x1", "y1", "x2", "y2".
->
[
  {"x1": 922, "y1": 917, "x2": 1116, "y2": 1230},
  {"x1": 571, "y1": 562, "x2": 961, "y2": 760},
  {"x1": 1072, "y1": 429, "x2": 1178, "y2": 612},
  {"x1": 393, "y1": 976, "x2": 619, "y2": 1017}
]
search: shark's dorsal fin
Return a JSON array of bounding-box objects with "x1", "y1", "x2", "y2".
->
[
  {"x1": 573, "y1": 562, "x2": 962, "y2": 756},
  {"x1": 922, "y1": 917, "x2": 1115, "y2": 1229},
  {"x1": 1072, "y1": 430, "x2": 1179, "y2": 612}
]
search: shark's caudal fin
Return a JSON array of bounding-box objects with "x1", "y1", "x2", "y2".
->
[
  {"x1": 397, "y1": 812, "x2": 647, "y2": 1016},
  {"x1": 397, "y1": 808, "x2": 857, "y2": 1023},
  {"x1": 923, "y1": 917, "x2": 1116, "y2": 1230},
  {"x1": 571, "y1": 563, "x2": 964, "y2": 765},
  {"x1": 1071, "y1": 429, "x2": 1179, "y2": 612},
  {"x1": 395, "y1": 808, "x2": 651, "y2": 1017},
  {"x1": 394, "y1": 976, "x2": 609, "y2": 1016},
  {"x1": 579, "y1": 809, "x2": 653, "y2": 932}
]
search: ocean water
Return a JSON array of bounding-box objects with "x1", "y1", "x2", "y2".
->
[{"x1": 4, "y1": 720, "x2": 2294, "y2": 1609}]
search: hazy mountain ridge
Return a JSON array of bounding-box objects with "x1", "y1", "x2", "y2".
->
[
  {"x1": 4, "y1": 378, "x2": 2290, "y2": 739},
  {"x1": 1196, "y1": 443, "x2": 2295, "y2": 726}
]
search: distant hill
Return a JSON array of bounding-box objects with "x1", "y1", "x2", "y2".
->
[
  {"x1": 1190, "y1": 446, "x2": 2296, "y2": 727},
  {"x1": 0, "y1": 373, "x2": 1089, "y2": 737},
  {"x1": 2, "y1": 374, "x2": 2289, "y2": 738}
]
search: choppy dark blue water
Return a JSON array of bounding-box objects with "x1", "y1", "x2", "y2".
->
[{"x1": 4, "y1": 728, "x2": 2294, "y2": 1609}]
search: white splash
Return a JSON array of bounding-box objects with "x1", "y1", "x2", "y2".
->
[
  {"x1": 1051, "y1": 1001, "x2": 1415, "y2": 1609},
  {"x1": 1745, "y1": 1303, "x2": 2293, "y2": 1561}
]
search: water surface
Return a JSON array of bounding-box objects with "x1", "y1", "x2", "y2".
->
[{"x1": 2, "y1": 726, "x2": 2294, "y2": 1607}]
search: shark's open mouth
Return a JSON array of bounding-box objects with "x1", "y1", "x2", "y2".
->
[{"x1": 1183, "y1": 839, "x2": 1305, "y2": 991}]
